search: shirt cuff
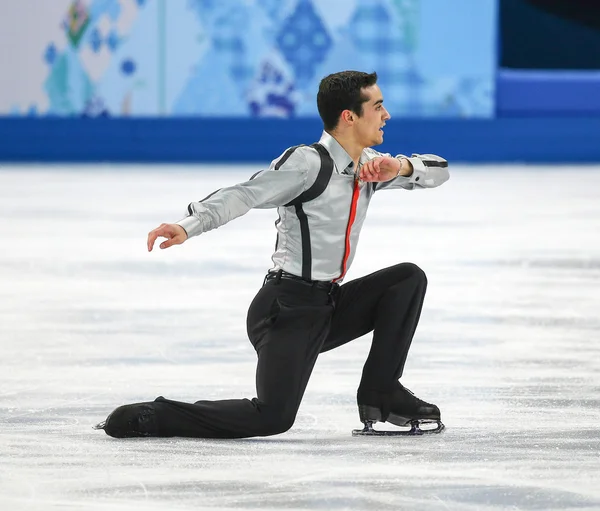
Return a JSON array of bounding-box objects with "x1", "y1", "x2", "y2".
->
[
  {"x1": 404, "y1": 157, "x2": 427, "y2": 185},
  {"x1": 176, "y1": 215, "x2": 203, "y2": 238}
]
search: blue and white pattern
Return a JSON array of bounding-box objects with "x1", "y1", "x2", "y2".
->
[
  {"x1": 276, "y1": 0, "x2": 333, "y2": 88},
  {"x1": 2, "y1": 0, "x2": 497, "y2": 118}
]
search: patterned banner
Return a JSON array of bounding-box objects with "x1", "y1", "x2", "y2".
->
[{"x1": 0, "y1": 0, "x2": 497, "y2": 118}]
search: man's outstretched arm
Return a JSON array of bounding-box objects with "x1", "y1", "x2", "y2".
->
[{"x1": 147, "y1": 148, "x2": 310, "y2": 250}]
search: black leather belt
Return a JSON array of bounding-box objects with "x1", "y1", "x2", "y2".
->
[{"x1": 264, "y1": 269, "x2": 338, "y2": 293}]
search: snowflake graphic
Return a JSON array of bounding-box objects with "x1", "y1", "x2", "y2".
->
[{"x1": 275, "y1": 0, "x2": 332, "y2": 87}]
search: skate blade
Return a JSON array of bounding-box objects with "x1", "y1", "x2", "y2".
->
[{"x1": 352, "y1": 420, "x2": 445, "y2": 437}]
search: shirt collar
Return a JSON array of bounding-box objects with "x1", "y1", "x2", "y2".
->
[{"x1": 318, "y1": 131, "x2": 360, "y2": 175}]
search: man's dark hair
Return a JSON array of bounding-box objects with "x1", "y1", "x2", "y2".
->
[{"x1": 317, "y1": 71, "x2": 378, "y2": 131}]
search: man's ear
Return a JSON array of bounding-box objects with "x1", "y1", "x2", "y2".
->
[{"x1": 341, "y1": 110, "x2": 353, "y2": 125}]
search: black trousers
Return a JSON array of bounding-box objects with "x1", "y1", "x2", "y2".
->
[{"x1": 149, "y1": 263, "x2": 427, "y2": 438}]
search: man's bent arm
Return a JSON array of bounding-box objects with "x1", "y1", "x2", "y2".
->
[{"x1": 365, "y1": 148, "x2": 450, "y2": 191}]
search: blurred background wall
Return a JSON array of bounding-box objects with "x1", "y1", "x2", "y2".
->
[{"x1": 0, "y1": 0, "x2": 599, "y2": 163}]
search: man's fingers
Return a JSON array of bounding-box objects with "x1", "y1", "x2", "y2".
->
[
  {"x1": 365, "y1": 162, "x2": 373, "y2": 178},
  {"x1": 159, "y1": 235, "x2": 181, "y2": 250},
  {"x1": 360, "y1": 159, "x2": 382, "y2": 181},
  {"x1": 361, "y1": 166, "x2": 374, "y2": 181},
  {"x1": 147, "y1": 231, "x2": 159, "y2": 252},
  {"x1": 358, "y1": 158, "x2": 395, "y2": 182},
  {"x1": 148, "y1": 224, "x2": 172, "y2": 252},
  {"x1": 360, "y1": 161, "x2": 372, "y2": 181}
]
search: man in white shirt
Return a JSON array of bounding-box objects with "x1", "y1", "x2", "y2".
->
[{"x1": 96, "y1": 70, "x2": 449, "y2": 439}]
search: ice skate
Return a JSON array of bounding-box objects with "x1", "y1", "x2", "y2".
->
[
  {"x1": 353, "y1": 384, "x2": 444, "y2": 436},
  {"x1": 94, "y1": 402, "x2": 159, "y2": 438}
]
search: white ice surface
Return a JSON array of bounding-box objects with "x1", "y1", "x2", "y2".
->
[{"x1": 0, "y1": 164, "x2": 599, "y2": 511}]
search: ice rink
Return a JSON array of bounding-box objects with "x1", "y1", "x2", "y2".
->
[{"x1": 1, "y1": 164, "x2": 599, "y2": 511}]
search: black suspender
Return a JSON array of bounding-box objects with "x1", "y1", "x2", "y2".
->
[
  {"x1": 279, "y1": 143, "x2": 334, "y2": 281},
  {"x1": 283, "y1": 143, "x2": 334, "y2": 207},
  {"x1": 276, "y1": 144, "x2": 305, "y2": 170},
  {"x1": 249, "y1": 143, "x2": 306, "y2": 182}
]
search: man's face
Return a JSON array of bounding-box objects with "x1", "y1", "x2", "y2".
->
[{"x1": 353, "y1": 84, "x2": 391, "y2": 147}]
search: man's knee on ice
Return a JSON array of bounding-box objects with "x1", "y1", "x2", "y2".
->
[{"x1": 260, "y1": 405, "x2": 297, "y2": 435}]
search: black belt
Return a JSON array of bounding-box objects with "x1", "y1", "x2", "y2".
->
[{"x1": 264, "y1": 269, "x2": 338, "y2": 294}]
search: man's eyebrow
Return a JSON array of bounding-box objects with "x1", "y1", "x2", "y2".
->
[{"x1": 373, "y1": 98, "x2": 384, "y2": 106}]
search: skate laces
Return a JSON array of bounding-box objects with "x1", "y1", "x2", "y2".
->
[{"x1": 399, "y1": 385, "x2": 427, "y2": 405}]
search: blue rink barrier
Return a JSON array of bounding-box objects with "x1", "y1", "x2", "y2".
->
[
  {"x1": 1, "y1": 117, "x2": 599, "y2": 164},
  {"x1": 497, "y1": 70, "x2": 600, "y2": 117}
]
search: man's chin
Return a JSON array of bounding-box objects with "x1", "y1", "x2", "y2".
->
[{"x1": 365, "y1": 133, "x2": 384, "y2": 147}]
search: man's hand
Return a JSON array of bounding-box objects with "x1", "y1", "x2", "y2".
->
[
  {"x1": 359, "y1": 157, "x2": 413, "y2": 182},
  {"x1": 147, "y1": 223, "x2": 188, "y2": 252}
]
